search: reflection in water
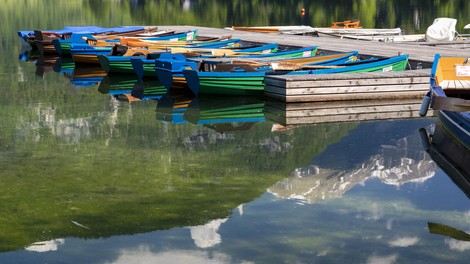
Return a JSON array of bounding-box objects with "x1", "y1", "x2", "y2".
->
[
  {"x1": 65, "y1": 65, "x2": 106, "y2": 87},
  {"x1": 421, "y1": 111, "x2": 470, "y2": 246},
  {"x1": 420, "y1": 114, "x2": 470, "y2": 198},
  {"x1": 155, "y1": 93, "x2": 192, "y2": 124},
  {"x1": 189, "y1": 218, "x2": 228, "y2": 248},
  {"x1": 184, "y1": 95, "x2": 265, "y2": 133},
  {"x1": 269, "y1": 120, "x2": 437, "y2": 203},
  {"x1": 25, "y1": 239, "x2": 65, "y2": 253},
  {"x1": 5, "y1": 1, "x2": 470, "y2": 262}
]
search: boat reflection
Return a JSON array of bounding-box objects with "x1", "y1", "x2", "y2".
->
[
  {"x1": 35, "y1": 54, "x2": 60, "y2": 77},
  {"x1": 98, "y1": 75, "x2": 166, "y2": 102},
  {"x1": 155, "y1": 93, "x2": 193, "y2": 124},
  {"x1": 65, "y1": 65, "x2": 107, "y2": 87},
  {"x1": 183, "y1": 95, "x2": 265, "y2": 132},
  {"x1": 420, "y1": 114, "x2": 470, "y2": 198},
  {"x1": 420, "y1": 111, "x2": 470, "y2": 242},
  {"x1": 52, "y1": 57, "x2": 75, "y2": 74}
]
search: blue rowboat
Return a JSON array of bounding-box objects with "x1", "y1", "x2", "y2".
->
[
  {"x1": 155, "y1": 54, "x2": 199, "y2": 92},
  {"x1": 183, "y1": 54, "x2": 408, "y2": 96},
  {"x1": 280, "y1": 54, "x2": 409, "y2": 75},
  {"x1": 96, "y1": 39, "x2": 245, "y2": 76},
  {"x1": 70, "y1": 44, "x2": 114, "y2": 64},
  {"x1": 18, "y1": 26, "x2": 149, "y2": 48},
  {"x1": 155, "y1": 46, "x2": 323, "y2": 94}
]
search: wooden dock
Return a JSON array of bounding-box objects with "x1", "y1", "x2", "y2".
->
[
  {"x1": 158, "y1": 26, "x2": 469, "y2": 102},
  {"x1": 264, "y1": 69, "x2": 430, "y2": 102}
]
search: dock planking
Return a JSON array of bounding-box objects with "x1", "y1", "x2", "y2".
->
[
  {"x1": 158, "y1": 25, "x2": 470, "y2": 62},
  {"x1": 264, "y1": 69, "x2": 430, "y2": 102}
]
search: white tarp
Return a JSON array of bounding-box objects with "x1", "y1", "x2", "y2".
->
[{"x1": 425, "y1": 17, "x2": 457, "y2": 42}]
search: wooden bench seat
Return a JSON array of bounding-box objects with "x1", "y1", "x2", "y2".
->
[{"x1": 439, "y1": 80, "x2": 470, "y2": 89}]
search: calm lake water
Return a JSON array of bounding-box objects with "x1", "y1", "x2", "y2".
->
[{"x1": 2, "y1": 1, "x2": 470, "y2": 263}]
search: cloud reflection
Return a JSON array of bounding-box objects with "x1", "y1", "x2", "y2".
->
[
  {"x1": 106, "y1": 245, "x2": 253, "y2": 264},
  {"x1": 388, "y1": 236, "x2": 419, "y2": 247},
  {"x1": 446, "y1": 238, "x2": 470, "y2": 252},
  {"x1": 25, "y1": 239, "x2": 64, "y2": 252},
  {"x1": 366, "y1": 254, "x2": 399, "y2": 264},
  {"x1": 189, "y1": 218, "x2": 228, "y2": 248}
]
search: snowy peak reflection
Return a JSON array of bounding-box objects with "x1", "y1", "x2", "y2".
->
[
  {"x1": 269, "y1": 120, "x2": 437, "y2": 203},
  {"x1": 25, "y1": 239, "x2": 64, "y2": 252}
]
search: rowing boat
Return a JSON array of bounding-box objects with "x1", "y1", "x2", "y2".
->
[
  {"x1": 155, "y1": 46, "x2": 321, "y2": 93},
  {"x1": 419, "y1": 54, "x2": 470, "y2": 196},
  {"x1": 183, "y1": 54, "x2": 408, "y2": 96},
  {"x1": 97, "y1": 39, "x2": 243, "y2": 75},
  {"x1": 19, "y1": 26, "x2": 158, "y2": 54},
  {"x1": 312, "y1": 27, "x2": 402, "y2": 37},
  {"x1": 419, "y1": 54, "x2": 470, "y2": 149},
  {"x1": 229, "y1": 25, "x2": 316, "y2": 35}
]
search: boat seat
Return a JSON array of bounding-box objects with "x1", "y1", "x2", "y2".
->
[
  {"x1": 437, "y1": 59, "x2": 470, "y2": 89},
  {"x1": 439, "y1": 80, "x2": 470, "y2": 89},
  {"x1": 331, "y1": 20, "x2": 361, "y2": 28}
]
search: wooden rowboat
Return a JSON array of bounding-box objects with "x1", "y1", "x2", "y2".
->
[
  {"x1": 155, "y1": 46, "x2": 325, "y2": 93},
  {"x1": 312, "y1": 27, "x2": 402, "y2": 37},
  {"x1": 229, "y1": 25, "x2": 316, "y2": 35},
  {"x1": 183, "y1": 54, "x2": 408, "y2": 96},
  {"x1": 419, "y1": 54, "x2": 470, "y2": 149}
]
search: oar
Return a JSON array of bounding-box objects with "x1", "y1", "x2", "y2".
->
[
  {"x1": 229, "y1": 59, "x2": 270, "y2": 67},
  {"x1": 428, "y1": 222, "x2": 470, "y2": 241},
  {"x1": 270, "y1": 61, "x2": 345, "y2": 71},
  {"x1": 431, "y1": 96, "x2": 470, "y2": 111}
]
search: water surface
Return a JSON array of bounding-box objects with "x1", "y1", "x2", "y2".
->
[{"x1": 1, "y1": 1, "x2": 470, "y2": 263}]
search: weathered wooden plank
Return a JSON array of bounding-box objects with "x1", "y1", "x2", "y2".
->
[
  {"x1": 265, "y1": 83, "x2": 429, "y2": 96},
  {"x1": 274, "y1": 70, "x2": 429, "y2": 79},
  {"x1": 264, "y1": 76, "x2": 429, "y2": 89},
  {"x1": 440, "y1": 80, "x2": 450, "y2": 89},
  {"x1": 265, "y1": 91, "x2": 426, "y2": 102},
  {"x1": 462, "y1": 80, "x2": 470, "y2": 88},
  {"x1": 267, "y1": 70, "x2": 429, "y2": 83}
]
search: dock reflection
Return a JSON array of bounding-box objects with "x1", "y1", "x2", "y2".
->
[{"x1": 265, "y1": 99, "x2": 435, "y2": 129}]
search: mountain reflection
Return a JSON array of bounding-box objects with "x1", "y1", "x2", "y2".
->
[{"x1": 269, "y1": 120, "x2": 437, "y2": 203}]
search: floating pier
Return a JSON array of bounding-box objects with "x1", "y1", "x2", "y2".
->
[{"x1": 264, "y1": 69, "x2": 430, "y2": 102}]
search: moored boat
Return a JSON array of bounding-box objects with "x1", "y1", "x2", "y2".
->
[
  {"x1": 183, "y1": 53, "x2": 408, "y2": 96},
  {"x1": 228, "y1": 25, "x2": 316, "y2": 35},
  {"x1": 419, "y1": 54, "x2": 470, "y2": 145},
  {"x1": 19, "y1": 26, "x2": 158, "y2": 52},
  {"x1": 312, "y1": 27, "x2": 402, "y2": 37},
  {"x1": 155, "y1": 46, "x2": 322, "y2": 93}
]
